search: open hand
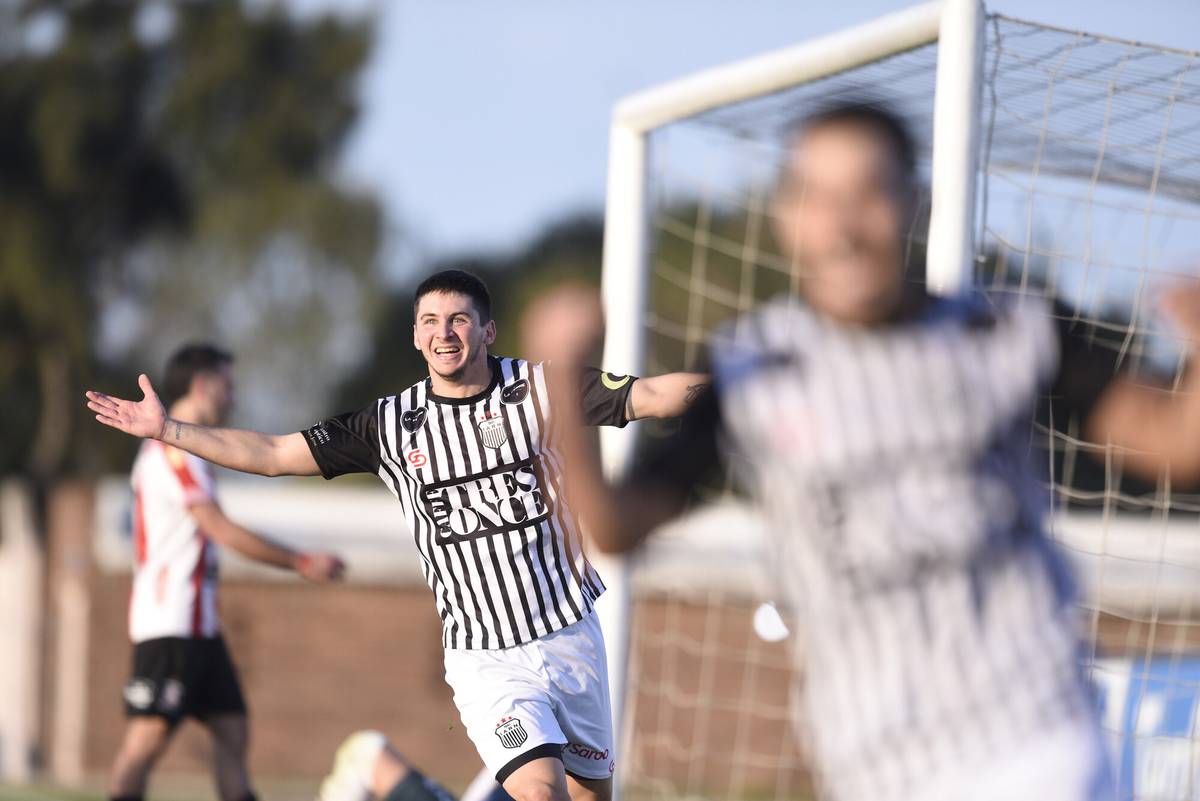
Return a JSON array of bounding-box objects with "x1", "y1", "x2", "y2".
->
[
  {"x1": 296, "y1": 552, "x2": 346, "y2": 583},
  {"x1": 520, "y1": 283, "x2": 605, "y2": 367},
  {"x1": 1161, "y1": 282, "x2": 1200, "y2": 345},
  {"x1": 86, "y1": 374, "x2": 168, "y2": 440}
]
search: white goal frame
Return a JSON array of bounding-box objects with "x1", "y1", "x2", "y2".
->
[{"x1": 594, "y1": 0, "x2": 985, "y2": 795}]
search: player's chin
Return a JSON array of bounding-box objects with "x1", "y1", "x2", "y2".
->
[{"x1": 426, "y1": 348, "x2": 467, "y2": 374}]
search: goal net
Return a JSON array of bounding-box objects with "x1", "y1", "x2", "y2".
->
[{"x1": 600, "y1": 4, "x2": 1200, "y2": 801}]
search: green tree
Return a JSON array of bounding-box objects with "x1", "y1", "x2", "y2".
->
[{"x1": 0, "y1": 0, "x2": 381, "y2": 481}]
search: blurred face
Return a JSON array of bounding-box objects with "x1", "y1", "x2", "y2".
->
[
  {"x1": 771, "y1": 121, "x2": 914, "y2": 325},
  {"x1": 413, "y1": 290, "x2": 496, "y2": 382},
  {"x1": 191, "y1": 363, "x2": 234, "y2": 426}
]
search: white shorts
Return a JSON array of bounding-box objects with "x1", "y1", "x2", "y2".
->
[{"x1": 443, "y1": 612, "x2": 615, "y2": 783}]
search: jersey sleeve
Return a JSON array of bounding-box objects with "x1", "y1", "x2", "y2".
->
[
  {"x1": 624, "y1": 385, "x2": 725, "y2": 498},
  {"x1": 1048, "y1": 303, "x2": 1124, "y2": 424},
  {"x1": 302, "y1": 401, "x2": 382, "y2": 480},
  {"x1": 578, "y1": 367, "x2": 639, "y2": 427}
]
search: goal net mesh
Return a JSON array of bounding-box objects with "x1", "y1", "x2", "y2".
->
[{"x1": 620, "y1": 14, "x2": 1200, "y2": 801}]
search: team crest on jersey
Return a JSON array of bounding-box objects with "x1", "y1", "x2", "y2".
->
[
  {"x1": 495, "y1": 716, "x2": 528, "y2": 749},
  {"x1": 401, "y1": 407, "x2": 428, "y2": 433},
  {"x1": 477, "y1": 413, "x2": 507, "y2": 449},
  {"x1": 501, "y1": 378, "x2": 529, "y2": 405}
]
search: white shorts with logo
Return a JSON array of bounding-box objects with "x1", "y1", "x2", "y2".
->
[{"x1": 443, "y1": 611, "x2": 615, "y2": 783}]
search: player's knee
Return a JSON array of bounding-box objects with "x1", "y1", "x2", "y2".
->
[
  {"x1": 129, "y1": 724, "x2": 171, "y2": 753},
  {"x1": 120, "y1": 718, "x2": 172, "y2": 762}
]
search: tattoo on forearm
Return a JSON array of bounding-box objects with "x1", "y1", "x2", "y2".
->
[
  {"x1": 684, "y1": 383, "x2": 704, "y2": 406},
  {"x1": 174, "y1": 421, "x2": 182, "y2": 441}
]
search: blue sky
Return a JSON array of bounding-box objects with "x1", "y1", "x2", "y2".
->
[{"x1": 302, "y1": 0, "x2": 1200, "y2": 280}]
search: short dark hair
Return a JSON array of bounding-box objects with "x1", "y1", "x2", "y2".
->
[
  {"x1": 162, "y1": 343, "x2": 233, "y2": 407},
  {"x1": 787, "y1": 100, "x2": 918, "y2": 187},
  {"x1": 413, "y1": 269, "x2": 492, "y2": 323}
]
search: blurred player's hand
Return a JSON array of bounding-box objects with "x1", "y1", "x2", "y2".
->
[
  {"x1": 1161, "y1": 282, "x2": 1200, "y2": 344},
  {"x1": 86, "y1": 374, "x2": 168, "y2": 440},
  {"x1": 296, "y1": 552, "x2": 346, "y2": 583},
  {"x1": 520, "y1": 283, "x2": 604, "y2": 367}
]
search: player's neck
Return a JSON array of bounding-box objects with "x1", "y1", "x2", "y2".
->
[{"x1": 428, "y1": 354, "x2": 494, "y2": 399}]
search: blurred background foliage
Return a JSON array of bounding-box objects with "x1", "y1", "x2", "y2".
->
[
  {"x1": 0, "y1": 0, "x2": 615, "y2": 487},
  {"x1": 1, "y1": 0, "x2": 381, "y2": 482}
]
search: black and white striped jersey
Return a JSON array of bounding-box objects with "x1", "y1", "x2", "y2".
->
[
  {"x1": 303, "y1": 356, "x2": 636, "y2": 650},
  {"x1": 634, "y1": 294, "x2": 1118, "y2": 801}
]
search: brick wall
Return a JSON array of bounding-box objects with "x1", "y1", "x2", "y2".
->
[{"x1": 84, "y1": 574, "x2": 481, "y2": 788}]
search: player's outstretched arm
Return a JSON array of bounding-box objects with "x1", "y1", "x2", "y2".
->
[
  {"x1": 189, "y1": 502, "x2": 344, "y2": 581},
  {"x1": 523, "y1": 285, "x2": 694, "y2": 553},
  {"x1": 627, "y1": 372, "x2": 709, "y2": 421},
  {"x1": 85, "y1": 374, "x2": 321, "y2": 477},
  {"x1": 1087, "y1": 285, "x2": 1200, "y2": 485}
]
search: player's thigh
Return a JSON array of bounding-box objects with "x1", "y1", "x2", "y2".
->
[
  {"x1": 544, "y1": 615, "x2": 615, "y2": 782},
  {"x1": 123, "y1": 637, "x2": 190, "y2": 724},
  {"x1": 444, "y1": 646, "x2": 568, "y2": 782},
  {"x1": 188, "y1": 636, "x2": 249, "y2": 723},
  {"x1": 565, "y1": 774, "x2": 611, "y2": 801},
  {"x1": 501, "y1": 756, "x2": 571, "y2": 801}
]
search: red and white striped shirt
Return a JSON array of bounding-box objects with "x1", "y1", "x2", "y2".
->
[{"x1": 129, "y1": 441, "x2": 221, "y2": 642}]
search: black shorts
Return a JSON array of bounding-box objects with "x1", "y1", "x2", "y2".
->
[{"x1": 123, "y1": 636, "x2": 247, "y2": 724}]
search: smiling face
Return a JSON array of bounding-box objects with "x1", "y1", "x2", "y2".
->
[
  {"x1": 413, "y1": 290, "x2": 497, "y2": 383},
  {"x1": 771, "y1": 120, "x2": 915, "y2": 325}
]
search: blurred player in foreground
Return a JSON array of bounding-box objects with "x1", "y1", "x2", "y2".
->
[
  {"x1": 87, "y1": 273, "x2": 705, "y2": 801},
  {"x1": 528, "y1": 102, "x2": 1200, "y2": 801},
  {"x1": 317, "y1": 730, "x2": 510, "y2": 801},
  {"x1": 107, "y1": 344, "x2": 345, "y2": 801}
]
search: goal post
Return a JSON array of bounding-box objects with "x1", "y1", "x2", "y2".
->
[{"x1": 596, "y1": 0, "x2": 984, "y2": 795}]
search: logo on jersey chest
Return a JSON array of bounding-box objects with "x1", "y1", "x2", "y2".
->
[
  {"x1": 501, "y1": 378, "x2": 529, "y2": 405},
  {"x1": 420, "y1": 457, "x2": 549, "y2": 543},
  {"x1": 477, "y1": 412, "x2": 507, "y2": 449},
  {"x1": 495, "y1": 717, "x2": 528, "y2": 749},
  {"x1": 401, "y1": 407, "x2": 427, "y2": 433}
]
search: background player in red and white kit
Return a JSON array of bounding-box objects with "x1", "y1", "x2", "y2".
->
[
  {"x1": 87, "y1": 274, "x2": 706, "y2": 801},
  {"x1": 108, "y1": 344, "x2": 345, "y2": 801}
]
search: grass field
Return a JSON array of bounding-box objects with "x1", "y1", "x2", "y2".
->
[{"x1": 0, "y1": 775, "x2": 322, "y2": 801}]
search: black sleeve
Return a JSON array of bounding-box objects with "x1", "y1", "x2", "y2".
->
[
  {"x1": 578, "y1": 367, "x2": 639, "y2": 427},
  {"x1": 302, "y1": 402, "x2": 381, "y2": 480},
  {"x1": 1049, "y1": 302, "x2": 1124, "y2": 424},
  {"x1": 624, "y1": 385, "x2": 725, "y2": 498}
]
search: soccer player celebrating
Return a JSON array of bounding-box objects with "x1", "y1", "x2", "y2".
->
[
  {"x1": 87, "y1": 271, "x2": 706, "y2": 801},
  {"x1": 527, "y1": 103, "x2": 1200, "y2": 801},
  {"x1": 107, "y1": 344, "x2": 344, "y2": 801}
]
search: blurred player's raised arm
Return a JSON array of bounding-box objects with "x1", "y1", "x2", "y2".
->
[
  {"x1": 522, "y1": 285, "x2": 718, "y2": 554},
  {"x1": 1082, "y1": 284, "x2": 1200, "y2": 485},
  {"x1": 86, "y1": 373, "x2": 322, "y2": 477}
]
